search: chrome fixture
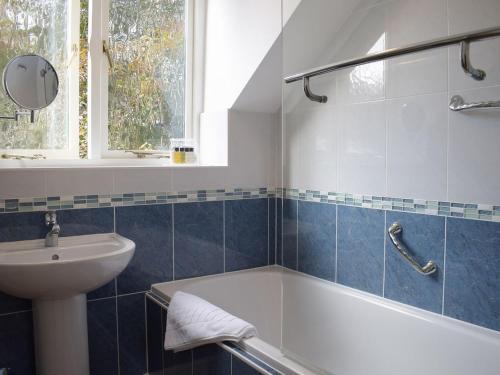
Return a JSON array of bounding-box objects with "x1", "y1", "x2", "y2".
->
[
  {"x1": 387, "y1": 222, "x2": 437, "y2": 276},
  {"x1": 449, "y1": 95, "x2": 500, "y2": 111},
  {"x1": 125, "y1": 150, "x2": 170, "y2": 159},
  {"x1": 460, "y1": 41, "x2": 486, "y2": 80},
  {"x1": 45, "y1": 211, "x2": 60, "y2": 247},
  {"x1": 285, "y1": 26, "x2": 500, "y2": 104},
  {"x1": 146, "y1": 292, "x2": 171, "y2": 310},
  {"x1": 303, "y1": 76, "x2": 327, "y2": 103}
]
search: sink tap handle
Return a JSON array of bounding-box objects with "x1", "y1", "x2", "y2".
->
[{"x1": 45, "y1": 211, "x2": 57, "y2": 226}]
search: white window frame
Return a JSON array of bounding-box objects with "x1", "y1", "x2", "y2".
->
[
  {"x1": 0, "y1": 0, "x2": 80, "y2": 160},
  {"x1": 88, "y1": 0, "x2": 194, "y2": 160}
]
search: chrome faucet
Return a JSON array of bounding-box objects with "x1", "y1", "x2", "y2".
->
[{"x1": 45, "y1": 211, "x2": 60, "y2": 247}]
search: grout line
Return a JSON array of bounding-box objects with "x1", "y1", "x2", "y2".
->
[
  {"x1": 144, "y1": 296, "x2": 149, "y2": 374},
  {"x1": 442, "y1": 217, "x2": 448, "y2": 315},
  {"x1": 267, "y1": 197, "x2": 270, "y2": 265},
  {"x1": 275, "y1": 197, "x2": 279, "y2": 265},
  {"x1": 116, "y1": 290, "x2": 149, "y2": 298},
  {"x1": 335, "y1": 205, "x2": 338, "y2": 283},
  {"x1": 115, "y1": 294, "x2": 121, "y2": 375},
  {"x1": 160, "y1": 306, "x2": 165, "y2": 371},
  {"x1": 296, "y1": 199, "x2": 299, "y2": 270},
  {"x1": 223, "y1": 200, "x2": 226, "y2": 273},
  {"x1": 88, "y1": 294, "x2": 115, "y2": 303},
  {"x1": 0, "y1": 309, "x2": 32, "y2": 317},
  {"x1": 382, "y1": 211, "x2": 387, "y2": 297},
  {"x1": 172, "y1": 204, "x2": 175, "y2": 280}
]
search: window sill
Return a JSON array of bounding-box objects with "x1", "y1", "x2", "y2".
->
[{"x1": 0, "y1": 158, "x2": 225, "y2": 170}]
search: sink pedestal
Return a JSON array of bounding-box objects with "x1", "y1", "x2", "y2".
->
[{"x1": 33, "y1": 294, "x2": 90, "y2": 375}]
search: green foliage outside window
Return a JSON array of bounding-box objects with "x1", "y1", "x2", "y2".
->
[
  {"x1": 107, "y1": 0, "x2": 185, "y2": 153},
  {"x1": 0, "y1": 0, "x2": 185, "y2": 158},
  {"x1": 0, "y1": 0, "x2": 68, "y2": 151}
]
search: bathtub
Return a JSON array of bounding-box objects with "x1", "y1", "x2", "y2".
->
[{"x1": 152, "y1": 266, "x2": 500, "y2": 375}]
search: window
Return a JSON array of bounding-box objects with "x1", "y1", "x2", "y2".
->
[
  {"x1": 0, "y1": 0, "x2": 79, "y2": 159},
  {"x1": 0, "y1": 0, "x2": 191, "y2": 161}
]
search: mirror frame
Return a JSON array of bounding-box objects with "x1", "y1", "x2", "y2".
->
[{"x1": 2, "y1": 54, "x2": 59, "y2": 110}]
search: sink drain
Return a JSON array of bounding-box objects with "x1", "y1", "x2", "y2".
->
[{"x1": 52, "y1": 254, "x2": 59, "y2": 260}]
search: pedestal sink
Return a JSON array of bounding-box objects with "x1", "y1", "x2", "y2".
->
[{"x1": 0, "y1": 233, "x2": 135, "y2": 375}]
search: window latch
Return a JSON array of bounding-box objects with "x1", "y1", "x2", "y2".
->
[{"x1": 103, "y1": 40, "x2": 113, "y2": 69}]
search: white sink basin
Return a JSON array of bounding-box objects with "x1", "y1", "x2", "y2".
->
[
  {"x1": 0, "y1": 232, "x2": 135, "y2": 375},
  {"x1": 0, "y1": 233, "x2": 135, "y2": 300}
]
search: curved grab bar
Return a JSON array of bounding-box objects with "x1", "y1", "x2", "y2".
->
[
  {"x1": 449, "y1": 95, "x2": 500, "y2": 111},
  {"x1": 303, "y1": 77, "x2": 328, "y2": 103},
  {"x1": 388, "y1": 222, "x2": 437, "y2": 276}
]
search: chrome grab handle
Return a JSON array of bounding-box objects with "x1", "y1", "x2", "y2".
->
[
  {"x1": 388, "y1": 222, "x2": 437, "y2": 276},
  {"x1": 449, "y1": 95, "x2": 500, "y2": 111}
]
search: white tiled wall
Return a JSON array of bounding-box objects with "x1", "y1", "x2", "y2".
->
[
  {"x1": 0, "y1": 110, "x2": 278, "y2": 198},
  {"x1": 283, "y1": 0, "x2": 500, "y2": 205}
]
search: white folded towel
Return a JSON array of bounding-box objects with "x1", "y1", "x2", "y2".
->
[{"x1": 164, "y1": 291, "x2": 258, "y2": 352}]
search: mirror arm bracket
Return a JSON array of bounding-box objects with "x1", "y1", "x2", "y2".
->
[{"x1": 0, "y1": 110, "x2": 35, "y2": 123}]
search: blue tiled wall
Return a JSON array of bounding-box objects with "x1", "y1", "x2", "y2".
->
[
  {"x1": 0, "y1": 198, "x2": 274, "y2": 375},
  {"x1": 2, "y1": 195, "x2": 498, "y2": 374},
  {"x1": 280, "y1": 198, "x2": 500, "y2": 332}
]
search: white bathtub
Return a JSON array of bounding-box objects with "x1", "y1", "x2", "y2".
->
[{"x1": 152, "y1": 266, "x2": 500, "y2": 375}]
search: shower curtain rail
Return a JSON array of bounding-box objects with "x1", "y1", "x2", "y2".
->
[{"x1": 284, "y1": 25, "x2": 500, "y2": 103}]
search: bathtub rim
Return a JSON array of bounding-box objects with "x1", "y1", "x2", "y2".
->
[
  {"x1": 152, "y1": 265, "x2": 500, "y2": 341},
  {"x1": 151, "y1": 265, "x2": 500, "y2": 375}
]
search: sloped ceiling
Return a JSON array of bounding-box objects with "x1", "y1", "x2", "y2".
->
[{"x1": 232, "y1": 0, "x2": 366, "y2": 114}]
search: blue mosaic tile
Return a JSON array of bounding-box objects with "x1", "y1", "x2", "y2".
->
[
  {"x1": 298, "y1": 201, "x2": 336, "y2": 281},
  {"x1": 116, "y1": 204, "x2": 173, "y2": 294},
  {"x1": 282, "y1": 199, "x2": 298, "y2": 270},
  {"x1": 444, "y1": 218, "x2": 500, "y2": 331},
  {"x1": 0, "y1": 311, "x2": 35, "y2": 375},
  {"x1": 269, "y1": 198, "x2": 276, "y2": 265},
  {"x1": 117, "y1": 293, "x2": 146, "y2": 375},
  {"x1": 87, "y1": 298, "x2": 119, "y2": 375},
  {"x1": 59, "y1": 207, "x2": 113, "y2": 237},
  {"x1": 193, "y1": 345, "x2": 231, "y2": 375},
  {"x1": 87, "y1": 279, "x2": 116, "y2": 301},
  {"x1": 174, "y1": 201, "x2": 224, "y2": 279},
  {"x1": 337, "y1": 206, "x2": 385, "y2": 296},
  {"x1": 276, "y1": 198, "x2": 282, "y2": 266},
  {"x1": 225, "y1": 199, "x2": 268, "y2": 272},
  {"x1": 0, "y1": 292, "x2": 31, "y2": 315},
  {"x1": 146, "y1": 297, "x2": 163, "y2": 374},
  {"x1": 0, "y1": 211, "x2": 46, "y2": 243},
  {"x1": 384, "y1": 212, "x2": 445, "y2": 313}
]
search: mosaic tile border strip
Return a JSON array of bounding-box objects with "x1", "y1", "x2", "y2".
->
[
  {"x1": 1, "y1": 186, "x2": 498, "y2": 222},
  {"x1": 0, "y1": 188, "x2": 276, "y2": 214},
  {"x1": 278, "y1": 188, "x2": 500, "y2": 222}
]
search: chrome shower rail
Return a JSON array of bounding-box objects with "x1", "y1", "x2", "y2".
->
[{"x1": 284, "y1": 26, "x2": 500, "y2": 103}]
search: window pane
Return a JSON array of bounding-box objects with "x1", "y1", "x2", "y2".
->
[
  {"x1": 0, "y1": 0, "x2": 70, "y2": 152},
  {"x1": 108, "y1": 0, "x2": 185, "y2": 151}
]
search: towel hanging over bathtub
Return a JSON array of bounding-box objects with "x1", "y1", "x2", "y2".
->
[{"x1": 164, "y1": 291, "x2": 258, "y2": 352}]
